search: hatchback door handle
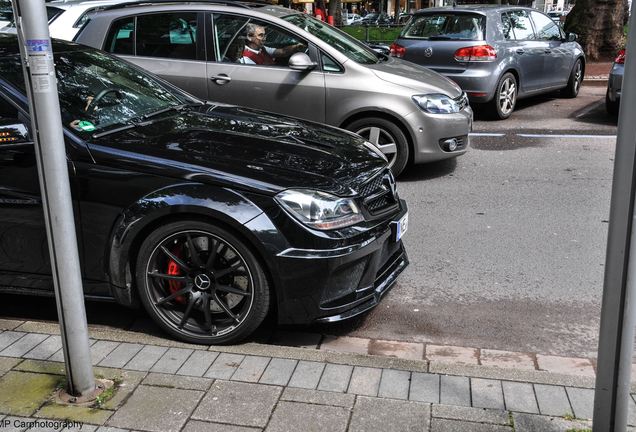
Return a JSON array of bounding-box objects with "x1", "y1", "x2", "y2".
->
[
  {"x1": 210, "y1": 74, "x2": 231, "y2": 85},
  {"x1": 515, "y1": 49, "x2": 525, "y2": 55}
]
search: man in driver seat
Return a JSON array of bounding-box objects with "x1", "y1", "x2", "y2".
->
[{"x1": 240, "y1": 23, "x2": 305, "y2": 65}]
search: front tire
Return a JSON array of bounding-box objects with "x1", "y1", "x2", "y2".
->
[
  {"x1": 346, "y1": 117, "x2": 410, "y2": 176},
  {"x1": 135, "y1": 220, "x2": 269, "y2": 345},
  {"x1": 488, "y1": 72, "x2": 517, "y2": 120}
]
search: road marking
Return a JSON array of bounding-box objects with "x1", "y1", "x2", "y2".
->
[
  {"x1": 517, "y1": 133, "x2": 617, "y2": 139},
  {"x1": 469, "y1": 133, "x2": 506, "y2": 137}
]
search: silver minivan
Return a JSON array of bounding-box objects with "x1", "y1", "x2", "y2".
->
[{"x1": 75, "y1": 3, "x2": 472, "y2": 175}]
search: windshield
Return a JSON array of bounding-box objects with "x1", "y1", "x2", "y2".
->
[
  {"x1": 401, "y1": 13, "x2": 486, "y2": 41},
  {"x1": 0, "y1": 47, "x2": 192, "y2": 135},
  {"x1": 283, "y1": 13, "x2": 379, "y2": 65}
]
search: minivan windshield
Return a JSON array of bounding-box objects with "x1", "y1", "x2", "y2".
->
[
  {"x1": 0, "y1": 47, "x2": 193, "y2": 135},
  {"x1": 283, "y1": 13, "x2": 379, "y2": 64},
  {"x1": 401, "y1": 13, "x2": 486, "y2": 41}
]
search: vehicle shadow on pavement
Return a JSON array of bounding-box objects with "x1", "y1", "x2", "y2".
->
[{"x1": 398, "y1": 158, "x2": 458, "y2": 182}]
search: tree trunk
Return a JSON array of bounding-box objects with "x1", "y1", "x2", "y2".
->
[
  {"x1": 328, "y1": 0, "x2": 344, "y2": 26},
  {"x1": 564, "y1": 0, "x2": 625, "y2": 61}
]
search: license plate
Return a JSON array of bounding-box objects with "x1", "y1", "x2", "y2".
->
[{"x1": 393, "y1": 212, "x2": 408, "y2": 242}]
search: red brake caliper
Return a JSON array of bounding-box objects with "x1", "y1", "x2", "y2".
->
[{"x1": 167, "y1": 247, "x2": 186, "y2": 304}]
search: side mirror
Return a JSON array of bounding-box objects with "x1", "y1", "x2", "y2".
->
[
  {"x1": 288, "y1": 52, "x2": 317, "y2": 71},
  {"x1": 0, "y1": 118, "x2": 30, "y2": 144},
  {"x1": 566, "y1": 32, "x2": 578, "y2": 42}
]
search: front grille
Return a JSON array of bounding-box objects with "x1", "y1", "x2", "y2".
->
[{"x1": 358, "y1": 169, "x2": 399, "y2": 216}]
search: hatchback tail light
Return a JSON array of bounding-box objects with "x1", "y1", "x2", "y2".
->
[
  {"x1": 615, "y1": 49, "x2": 625, "y2": 64},
  {"x1": 390, "y1": 43, "x2": 406, "y2": 58},
  {"x1": 454, "y1": 45, "x2": 497, "y2": 62}
]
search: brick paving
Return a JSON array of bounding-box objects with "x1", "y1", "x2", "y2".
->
[{"x1": 0, "y1": 321, "x2": 627, "y2": 431}]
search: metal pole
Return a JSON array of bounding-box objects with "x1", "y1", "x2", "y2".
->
[
  {"x1": 593, "y1": 0, "x2": 636, "y2": 429},
  {"x1": 11, "y1": 0, "x2": 95, "y2": 396}
]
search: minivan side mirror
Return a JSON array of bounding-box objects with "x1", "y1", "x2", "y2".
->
[
  {"x1": 0, "y1": 118, "x2": 30, "y2": 144},
  {"x1": 288, "y1": 52, "x2": 317, "y2": 71},
  {"x1": 566, "y1": 32, "x2": 578, "y2": 42}
]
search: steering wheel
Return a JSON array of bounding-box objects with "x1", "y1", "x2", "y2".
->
[{"x1": 86, "y1": 88, "x2": 123, "y2": 114}]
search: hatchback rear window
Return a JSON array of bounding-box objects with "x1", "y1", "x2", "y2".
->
[{"x1": 401, "y1": 13, "x2": 485, "y2": 41}]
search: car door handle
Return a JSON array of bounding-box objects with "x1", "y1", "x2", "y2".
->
[
  {"x1": 210, "y1": 74, "x2": 231, "y2": 85},
  {"x1": 515, "y1": 49, "x2": 525, "y2": 55}
]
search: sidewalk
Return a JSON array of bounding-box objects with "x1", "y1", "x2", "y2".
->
[
  {"x1": 583, "y1": 61, "x2": 612, "y2": 87},
  {"x1": 0, "y1": 318, "x2": 627, "y2": 432}
]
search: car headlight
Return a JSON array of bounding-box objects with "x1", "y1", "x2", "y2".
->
[
  {"x1": 412, "y1": 94, "x2": 460, "y2": 114},
  {"x1": 275, "y1": 189, "x2": 364, "y2": 230}
]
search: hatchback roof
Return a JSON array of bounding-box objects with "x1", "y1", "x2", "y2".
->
[{"x1": 100, "y1": 0, "x2": 271, "y2": 11}]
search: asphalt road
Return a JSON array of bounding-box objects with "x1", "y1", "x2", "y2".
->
[
  {"x1": 319, "y1": 86, "x2": 617, "y2": 358},
  {"x1": 0, "y1": 86, "x2": 618, "y2": 359}
]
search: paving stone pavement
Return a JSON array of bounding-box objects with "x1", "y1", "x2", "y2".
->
[{"x1": 0, "y1": 322, "x2": 634, "y2": 431}]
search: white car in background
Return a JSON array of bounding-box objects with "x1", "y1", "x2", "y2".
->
[
  {"x1": 0, "y1": 0, "x2": 134, "y2": 40},
  {"x1": 345, "y1": 13, "x2": 362, "y2": 25}
]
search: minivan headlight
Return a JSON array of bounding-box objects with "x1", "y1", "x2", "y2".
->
[
  {"x1": 412, "y1": 94, "x2": 460, "y2": 114},
  {"x1": 275, "y1": 189, "x2": 364, "y2": 230}
]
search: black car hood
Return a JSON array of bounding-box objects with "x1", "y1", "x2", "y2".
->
[{"x1": 88, "y1": 104, "x2": 387, "y2": 196}]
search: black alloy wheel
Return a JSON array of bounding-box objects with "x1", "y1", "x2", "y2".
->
[{"x1": 136, "y1": 221, "x2": 269, "y2": 344}]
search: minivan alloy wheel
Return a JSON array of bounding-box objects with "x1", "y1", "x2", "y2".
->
[
  {"x1": 136, "y1": 221, "x2": 269, "y2": 344},
  {"x1": 347, "y1": 117, "x2": 409, "y2": 176}
]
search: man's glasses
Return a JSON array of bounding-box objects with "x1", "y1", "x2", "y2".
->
[{"x1": 251, "y1": 32, "x2": 266, "y2": 39}]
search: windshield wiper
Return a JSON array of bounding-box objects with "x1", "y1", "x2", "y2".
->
[
  {"x1": 91, "y1": 102, "x2": 202, "y2": 139},
  {"x1": 428, "y1": 36, "x2": 453, "y2": 40}
]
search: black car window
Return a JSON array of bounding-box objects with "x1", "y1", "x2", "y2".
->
[
  {"x1": 136, "y1": 12, "x2": 198, "y2": 60},
  {"x1": 530, "y1": 11, "x2": 561, "y2": 41},
  {"x1": 0, "y1": 49, "x2": 189, "y2": 135},
  {"x1": 506, "y1": 10, "x2": 535, "y2": 41},
  {"x1": 501, "y1": 13, "x2": 513, "y2": 40},
  {"x1": 104, "y1": 17, "x2": 135, "y2": 55},
  {"x1": 321, "y1": 53, "x2": 342, "y2": 73},
  {"x1": 0, "y1": 94, "x2": 18, "y2": 120},
  {"x1": 401, "y1": 13, "x2": 485, "y2": 41},
  {"x1": 212, "y1": 14, "x2": 306, "y2": 66}
]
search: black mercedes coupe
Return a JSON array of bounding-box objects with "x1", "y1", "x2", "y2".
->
[{"x1": 0, "y1": 34, "x2": 408, "y2": 344}]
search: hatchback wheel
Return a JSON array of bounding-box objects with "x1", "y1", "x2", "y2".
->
[
  {"x1": 136, "y1": 221, "x2": 269, "y2": 344},
  {"x1": 562, "y1": 59, "x2": 583, "y2": 98},
  {"x1": 489, "y1": 72, "x2": 517, "y2": 120},
  {"x1": 347, "y1": 117, "x2": 409, "y2": 176}
]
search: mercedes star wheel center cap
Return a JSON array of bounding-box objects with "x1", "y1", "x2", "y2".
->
[{"x1": 194, "y1": 274, "x2": 212, "y2": 290}]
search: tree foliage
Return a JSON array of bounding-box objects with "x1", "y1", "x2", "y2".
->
[{"x1": 564, "y1": 0, "x2": 625, "y2": 61}]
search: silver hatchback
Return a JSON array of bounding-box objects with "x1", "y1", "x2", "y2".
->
[
  {"x1": 75, "y1": 3, "x2": 472, "y2": 175},
  {"x1": 392, "y1": 6, "x2": 585, "y2": 119}
]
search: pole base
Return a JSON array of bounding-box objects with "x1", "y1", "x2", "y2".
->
[{"x1": 56, "y1": 379, "x2": 114, "y2": 406}]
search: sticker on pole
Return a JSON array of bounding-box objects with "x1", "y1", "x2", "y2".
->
[{"x1": 26, "y1": 39, "x2": 50, "y2": 53}]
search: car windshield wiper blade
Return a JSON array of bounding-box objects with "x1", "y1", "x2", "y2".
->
[
  {"x1": 428, "y1": 36, "x2": 453, "y2": 40},
  {"x1": 91, "y1": 102, "x2": 202, "y2": 139}
]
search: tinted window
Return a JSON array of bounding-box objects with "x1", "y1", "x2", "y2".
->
[
  {"x1": 46, "y1": 6, "x2": 64, "y2": 23},
  {"x1": 136, "y1": 12, "x2": 198, "y2": 60},
  {"x1": 530, "y1": 11, "x2": 561, "y2": 40},
  {"x1": 104, "y1": 17, "x2": 135, "y2": 55},
  {"x1": 506, "y1": 10, "x2": 535, "y2": 40},
  {"x1": 401, "y1": 13, "x2": 485, "y2": 41},
  {"x1": 211, "y1": 14, "x2": 250, "y2": 62}
]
